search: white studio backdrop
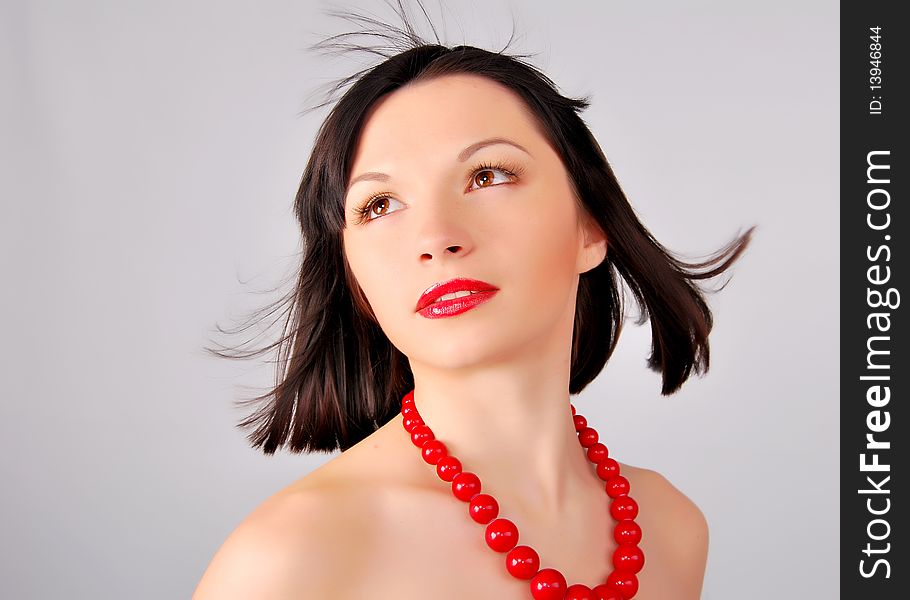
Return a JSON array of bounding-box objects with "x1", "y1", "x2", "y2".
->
[{"x1": 1, "y1": 1, "x2": 838, "y2": 598}]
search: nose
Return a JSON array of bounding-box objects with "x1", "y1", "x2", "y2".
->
[
  {"x1": 415, "y1": 198, "x2": 473, "y2": 264},
  {"x1": 420, "y1": 244, "x2": 464, "y2": 262}
]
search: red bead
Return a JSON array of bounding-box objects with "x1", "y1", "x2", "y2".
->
[
  {"x1": 573, "y1": 414, "x2": 587, "y2": 431},
  {"x1": 614, "y1": 520, "x2": 642, "y2": 546},
  {"x1": 605, "y1": 475, "x2": 630, "y2": 498},
  {"x1": 596, "y1": 457, "x2": 620, "y2": 481},
  {"x1": 452, "y1": 472, "x2": 481, "y2": 501},
  {"x1": 571, "y1": 404, "x2": 576, "y2": 416},
  {"x1": 592, "y1": 584, "x2": 623, "y2": 600},
  {"x1": 435, "y1": 455, "x2": 462, "y2": 482},
  {"x1": 402, "y1": 415, "x2": 424, "y2": 433},
  {"x1": 469, "y1": 493, "x2": 499, "y2": 524},
  {"x1": 606, "y1": 570, "x2": 639, "y2": 598},
  {"x1": 610, "y1": 496, "x2": 639, "y2": 521},
  {"x1": 485, "y1": 518, "x2": 519, "y2": 552},
  {"x1": 401, "y1": 404, "x2": 418, "y2": 418},
  {"x1": 421, "y1": 439, "x2": 447, "y2": 465},
  {"x1": 613, "y1": 544, "x2": 645, "y2": 574},
  {"x1": 410, "y1": 424, "x2": 434, "y2": 447},
  {"x1": 586, "y1": 442, "x2": 609, "y2": 463},
  {"x1": 530, "y1": 568, "x2": 567, "y2": 600},
  {"x1": 505, "y1": 545, "x2": 540, "y2": 579},
  {"x1": 578, "y1": 426, "x2": 599, "y2": 448},
  {"x1": 402, "y1": 389, "x2": 414, "y2": 403},
  {"x1": 566, "y1": 583, "x2": 595, "y2": 599}
]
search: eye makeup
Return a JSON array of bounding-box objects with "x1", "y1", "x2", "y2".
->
[{"x1": 350, "y1": 158, "x2": 527, "y2": 224}]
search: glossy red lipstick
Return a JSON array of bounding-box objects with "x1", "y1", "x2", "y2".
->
[{"x1": 416, "y1": 277, "x2": 499, "y2": 319}]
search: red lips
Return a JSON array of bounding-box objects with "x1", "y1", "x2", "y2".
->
[{"x1": 416, "y1": 277, "x2": 499, "y2": 312}]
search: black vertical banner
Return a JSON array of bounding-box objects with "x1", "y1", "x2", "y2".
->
[{"x1": 841, "y1": 2, "x2": 907, "y2": 597}]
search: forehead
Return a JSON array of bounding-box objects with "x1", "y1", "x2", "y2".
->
[{"x1": 349, "y1": 74, "x2": 544, "y2": 169}]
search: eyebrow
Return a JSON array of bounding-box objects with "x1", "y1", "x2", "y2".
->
[{"x1": 345, "y1": 137, "x2": 532, "y2": 194}]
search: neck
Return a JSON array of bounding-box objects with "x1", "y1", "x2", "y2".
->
[{"x1": 407, "y1": 344, "x2": 599, "y2": 523}]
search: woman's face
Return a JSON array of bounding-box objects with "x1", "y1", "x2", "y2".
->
[{"x1": 342, "y1": 73, "x2": 606, "y2": 370}]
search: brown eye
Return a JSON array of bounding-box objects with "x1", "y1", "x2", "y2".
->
[
  {"x1": 371, "y1": 197, "x2": 390, "y2": 216},
  {"x1": 468, "y1": 165, "x2": 517, "y2": 192},
  {"x1": 474, "y1": 170, "x2": 494, "y2": 188},
  {"x1": 356, "y1": 193, "x2": 404, "y2": 223}
]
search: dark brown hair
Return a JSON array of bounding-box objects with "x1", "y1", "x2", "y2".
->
[{"x1": 206, "y1": 1, "x2": 754, "y2": 455}]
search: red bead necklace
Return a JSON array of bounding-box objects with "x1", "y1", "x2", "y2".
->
[{"x1": 399, "y1": 389, "x2": 645, "y2": 600}]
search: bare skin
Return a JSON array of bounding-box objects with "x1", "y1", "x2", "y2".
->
[
  {"x1": 194, "y1": 73, "x2": 709, "y2": 598},
  {"x1": 193, "y1": 413, "x2": 708, "y2": 599}
]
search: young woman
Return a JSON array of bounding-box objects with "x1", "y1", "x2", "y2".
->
[{"x1": 193, "y1": 11, "x2": 752, "y2": 600}]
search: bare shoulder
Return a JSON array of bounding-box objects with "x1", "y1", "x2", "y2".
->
[
  {"x1": 192, "y1": 468, "x2": 374, "y2": 600},
  {"x1": 620, "y1": 464, "x2": 709, "y2": 596},
  {"x1": 622, "y1": 464, "x2": 710, "y2": 540}
]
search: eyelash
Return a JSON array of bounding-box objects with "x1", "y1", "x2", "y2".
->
[{"x1": 352, "y1": 159, "x2": 526, "y2": 224}]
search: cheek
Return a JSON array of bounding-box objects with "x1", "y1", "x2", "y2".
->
[
  {"x1": 501, "y1": 195, "x2": 580, "y2": 293},
  {"x1": 343, "y1": 233, "x2": 410, "y2": 325}
]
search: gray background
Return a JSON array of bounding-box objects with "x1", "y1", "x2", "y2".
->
[{"x1": 1, "y1": 0, "x2": 838, "y2": 598}]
